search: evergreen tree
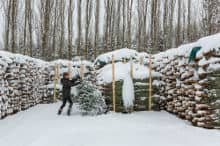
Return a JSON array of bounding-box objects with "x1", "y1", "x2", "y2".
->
[{"x1": 78, "y1": 79, "x2": 107, "y2": 115}]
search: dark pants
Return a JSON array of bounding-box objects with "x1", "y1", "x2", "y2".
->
[{"x1": 59, "y1": 97, "x2": 73, "y2": 110}]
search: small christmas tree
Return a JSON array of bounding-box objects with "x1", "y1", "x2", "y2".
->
[{"x1": 78, "y1": 78, "x2": 107, "y2": 115}]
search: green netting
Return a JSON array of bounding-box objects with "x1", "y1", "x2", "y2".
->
[{"x1": 189, "y1": 46, "x2": 202, "y2": 62}]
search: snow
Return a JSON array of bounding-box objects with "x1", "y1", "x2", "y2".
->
[
  {"x1": 122, "y1": 74, "x2": 134, "y2": 108},
  {"x1": 139, "y1": 52, "x2": 150, "y2": 64},
  {"x1": 49, "y1": 59, "x2": 93, "y2": 79},
  {"x1": 208, "y1": 63, "x2": 220, "y2": 71},
  {"x1": 196, "y1": 33, "x2": 220, "y2": 58},
  {"x1": 49, "y1": 67, "x2": 79, "y2": 79},
  {"x1": 198, "y1": 57, "x2": 220, "y2": 66},
  {"x1": 50, "y1": 59, "x2": 93, "y2": 68},
  {"x1": 0, "y1": 103, "x2": 220, "y2": 146},
  {"x1": 198, "y1": 67, "x2": 206, "y2": 75},
  {"x1": 94, "y1": 48, "x2": 140, "y2": 65},
  {"x1": 153, "y1": 33, "x2": 220, "y2": 65},
  {"x1": 96, "y1": 62, "x2": 161, "y2": 84},
  {"x1": 0, "y1": 50, "x2": 48, "y2": 67},
  {"x1": 46, "y1": 83, "x2": 62, "y2": 90}
]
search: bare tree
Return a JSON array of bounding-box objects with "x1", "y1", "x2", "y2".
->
[
  {"x1": 52, "y1": 0, "x2": 59, "y2": 59},
  {"x1": 121, "y1": 0, "x2": 126, "y2": 48},
  {"x1": 23, "y1": 0, "x2": 32, "y2": 56},
  {"x1": 104, "y1": 0, "x2": 110, "y2": 51},
  {"x1": 41, "y1": 0, "x2": 51, "y2": 58},
  {"x1": 137, "y1": 0, "x2": 143, "y2": 51},
  {"x1": 187, "y1": 0, "x2": 191, "y2": 41},
  {"x1": 4, "y1": 0, "x2": 12, "y2": 51},
  {"x1": 150, "y1": 0, "x2": 158, "y2": 50},
  {"x1": 108, "y1": 0, "x2": 115, "y2": 51},
  {"x1": 202, "y1": 0, "x2": 220, "y2": 35},
  {"x1": 94, "y1": 0, "x2": 100, "y2": 58},
  {"x1": 127, "y1": 0, "x2": 133, "y2": 48},
  {"x1": 168, "y1": 0, "x2": 176, "y2": 48},
  {"x1": 59, "y1": 0, "x2": 65, "y2": 58},
  {"x1": 163, "y1": 0, "x2": 168, "y2": 49},
  {"x1": 116, "y1": 0, "x2": 121, "y2": 49},
  {"x1": 143, "y1": 0, "x2": 149, "y2": 50},
  {"x1": 85, "y1": 0, "x2": 92, "y2": 59},
  {"x1": 176, "y1": 0, "x2": 182, "y2": 46},
  {"x1": 77, "y1": 0, "x2": 82, "y2": 56},
  {"x1": 11, "y1": 0, "x2": 17, "y2": 53},
  {"x1": 67, "y1": 0, "x2": 74, "y2": 59}
]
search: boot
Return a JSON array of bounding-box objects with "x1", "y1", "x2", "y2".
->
[
  {"x1": 58, "y1": 109, "x2": 62, "y2": 115},
  {"x1": 67, "y1": 108, "x2": 71, "y2": 116}
]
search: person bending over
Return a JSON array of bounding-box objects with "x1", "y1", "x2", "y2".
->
[{"x1": 58, "y1": 72, "x2": 80, "y2": 116}]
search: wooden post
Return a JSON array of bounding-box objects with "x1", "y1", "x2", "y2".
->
[
  {"x1": 139, "y1": 56, "x2": 143, "y2": 65},
  {"x1": 123, "y1": 58, "x2": 126, "y2": 63},
  {"x1": 80, "y1": 61, "x2": 84, "y2": 79},
  {"x1": 130, "y1": 56, "x2": 133, "y2": 79},
  {"x1": 53, "y1": 64, "x2": 58, "y2": 102},
  {"x1": 148, "y1": 54, "x2": 152, "y2": 111},
  {"x1": 68, "y1": 62, "x2": 71, "y2": 77},
  {"x1": 112, "y1": 54, "x2": 116, "y2": 112}
]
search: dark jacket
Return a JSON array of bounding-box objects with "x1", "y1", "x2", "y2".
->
[{"x1": 61, "y1": 78, "x2": 80, "y2": 99}]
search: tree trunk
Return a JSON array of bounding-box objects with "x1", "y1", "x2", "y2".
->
[
  {"x1": 4, "y1": 0, "x2": 12, "y2": 51},
  {"x1": 94, "y1": 0, "x2": 100, "y2": 59},
  {"x1": 28, "y1": 0, "x2": 33, "y2": 57},
  {"x1": 52, "y1": 0, "x2": 58, "y2": 59},
  {"x1": 187, "y1": 0, "x2": 191, "y2": 41},
  {"x1": 77, "y1": 0, "x2": 82, "y2": 56},
  {"x1": 116, "y1": 0, "x2": 121, "y2": 49},
  {"x1": 176, "y1": 0, "x2": 182, "y2": 46},
  {"x1": 127, "y1": 0, "x2": 133, "y2": 49},
  {"x1": 11, "y1": 0, "x2": 17, "y2": 53},
  {"x1": 59, "y1": 0, "x2": 65, "y2": 58},
  {"x1": 85, "y1": 0, "x2": 92, "y2": 59},
  {"x1": 68, "y1": 0, "x2": 73, "y2": 60},
  {"x1": 168, "y1": 0, "x2": 176, "y2": 48},
  {"x1": 42, "y1": 0, "x2": 51, "y2": 58},
  {"x1": 122, "y1": 0, "x2": 126, "y2": 48}
]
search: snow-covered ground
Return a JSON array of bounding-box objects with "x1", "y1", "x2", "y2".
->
[{"x1": 0, "y1": 103, "x2": 219, "y2": 146}]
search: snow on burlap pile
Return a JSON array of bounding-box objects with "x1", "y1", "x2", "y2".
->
[{"x1": 0, "y1": 51, "x2": 50, "y2": 118}]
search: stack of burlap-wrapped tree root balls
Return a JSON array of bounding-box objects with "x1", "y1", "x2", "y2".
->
[
  {"x1": 46, "y1": 59, "x2": 93, "y2": 101},
  {"x1": 0, "y1": 51, "x2": 50, "y2": 119},
  {"x1": 154, "y1": 39, "x2": 220, "y2": 128}
]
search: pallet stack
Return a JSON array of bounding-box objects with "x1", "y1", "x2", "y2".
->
[
  {"x1": 45, "y1": 60, "x2": 93, "y2": 101},
  {"x1": 154, "y1": 48, "x2": 220, "y2": 128}
]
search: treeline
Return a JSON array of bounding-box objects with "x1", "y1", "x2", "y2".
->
[{"x1": 1, "y1": 0, "x2": 220, "y2": 60}]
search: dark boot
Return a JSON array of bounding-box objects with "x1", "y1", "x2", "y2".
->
[
  {"x1": 58, "y1": 109, "x2": 62, "y2": 115},
  {"x1": 67, "y1": 108, "x2": 71, "y2": 116}
]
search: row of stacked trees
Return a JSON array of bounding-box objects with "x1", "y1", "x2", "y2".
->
[{"x1": 1, "y1": 0, "x2": 220, "y2": 60}]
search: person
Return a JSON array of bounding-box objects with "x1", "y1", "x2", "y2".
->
[{"x1": 58, "y1": 72, "x2": 80, "y2": 116}]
